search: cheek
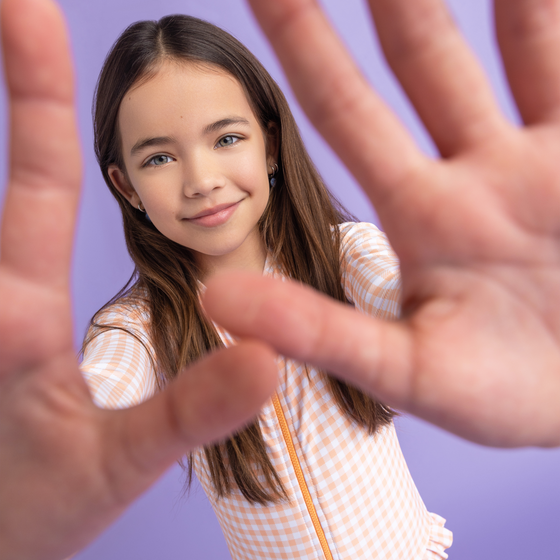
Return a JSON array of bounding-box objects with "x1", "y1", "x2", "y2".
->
[
  {"x1": 244, "y1": 157, "x2": 270, "y2": 197},
  {"x1": 138, "y1": 191, "x2": 166, "y2": 216},
  {"x1": 129, "y1": 173, "x2": 175, "y2": 214},
  {"x1": 232, "y1": 143, "x2": 269, "y2": 193},
  {"x1": 250, "y1": 170, "x2": 271, "y2": 208}
]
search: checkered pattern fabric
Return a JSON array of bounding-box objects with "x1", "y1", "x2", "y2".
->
[{"x1": 81, "y1": 222, "x2": 452, "y2": 559}]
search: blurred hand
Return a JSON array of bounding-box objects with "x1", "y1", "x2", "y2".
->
[
  {"x1": 0, "y1": 1, "x2": 277, "y2": 558},
  {"x1": 205, "y1": 0, "x2": 560, "y2": 448}
]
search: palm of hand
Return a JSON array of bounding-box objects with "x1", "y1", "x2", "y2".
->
[
  {"x1": 390, "y1": 126, "x2": 560, "y2": 446},
  {"x1": 205, "y1": 0, "x2": 560, "y2": 447},
  {"x1": 0, "y1": 2, "x2": 277, "y2": 558},
  {"x1": 0, "y1": 2, "x2": 151, "y2": 553}
]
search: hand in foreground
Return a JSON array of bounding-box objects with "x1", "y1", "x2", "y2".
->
[
  {"x1": 205, "y1": 0, "x2": 560, "y2": 448},
  {"x1": 0, "y1": 1, "x2": 277, "y2": 558}
]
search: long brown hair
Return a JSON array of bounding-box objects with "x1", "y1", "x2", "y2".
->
[{"x1": 88, "y1": 15, "x2": 393, "y2": 504}]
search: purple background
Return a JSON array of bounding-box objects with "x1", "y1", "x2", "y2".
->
[{"x1": 1, "y1": 1, "x2": 560, "y2": 558}]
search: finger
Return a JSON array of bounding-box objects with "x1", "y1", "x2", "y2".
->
[
  {"x1": 247, "y1": 0, "x2": 423, "y2": 200},
  {"x1": 204, "y1": 272, "x2": 413, "y2": 409},
  {"x1": 495, "y1": 0, "x2": 560, "y2": 125},
  {"x1": 106, "y1": 342, "x2": 279, "y2": 490},
  {"x1": 368, "y1": 0, "x2": 505, "y2": 156},
  {"x1": 0, "y1": 0, "x2": 81, "y2": 288}
]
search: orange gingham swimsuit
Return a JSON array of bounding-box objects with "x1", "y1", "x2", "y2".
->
[{"x1": 81, "y1": 222, "x2": 453, "y2": 559}]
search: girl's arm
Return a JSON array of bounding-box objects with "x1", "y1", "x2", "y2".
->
[
  {"x1": 205, "y1": 0, "x2": 560, "y2": 448},
  {"x1": 338, "y1": 222, "x2": 401, "y2": 321},
  {"x1": 80, "y1": 303, "x2": 158, "y2": 409}
]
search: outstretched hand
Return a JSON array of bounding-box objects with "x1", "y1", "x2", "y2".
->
[
  {"x1": 205, "y1": 0, "x2": 560, "y2": 447},
  {"x1": 0, "y1": 1, "x2": 277, "y2": 558}
]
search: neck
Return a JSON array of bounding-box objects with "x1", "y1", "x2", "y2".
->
[{"x1": 195, "y1": 230, "x2": 267, "y2": 283}]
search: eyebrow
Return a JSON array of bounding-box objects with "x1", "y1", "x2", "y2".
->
[
  {"x1": 204, "y1": 117, "x2": 250, "y2": 134},
  {"x1": 130, "y1": 136, "x2": 176, "y2": 156}
]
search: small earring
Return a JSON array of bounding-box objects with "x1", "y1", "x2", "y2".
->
[
  {"x1": 137, "y1": 202, "x2": 151, "y2": 222},
  {"x1": 268, "y1": 163, "x2": 278, "y2": 188}
]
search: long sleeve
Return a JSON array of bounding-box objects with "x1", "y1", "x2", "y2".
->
[
  {"x1": 339, "y1": 222, "x2": 401, "y2": 320},
  {"x1": 80, "y1": 302, "x2": 157, "y2": 409}
]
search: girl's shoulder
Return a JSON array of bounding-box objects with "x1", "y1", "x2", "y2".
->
[
  {"x1": 89, "y1": 287, "x2": 151, "y2": 336},
  {"x1": 81, "y1": 288, "x2": 157, "y2": 409},
  {"x1": 337, "y1": 221, "x2": 397, "y2": 261},
  {"x1": 337, "y1": 222, "x2": 401, "y2": 319},
  {"x1": 338, "y1": 220, "x2": 382, "y2": 237}
]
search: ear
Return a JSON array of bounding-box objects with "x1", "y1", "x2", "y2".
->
[
  {"x1": 108, "y1": 165, "x2": 140, "y2": 209},
  {"x1": 265, "y1": 123, "x2": 279, "y2": 167}
]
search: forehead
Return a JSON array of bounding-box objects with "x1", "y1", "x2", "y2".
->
[{"x1": 118, "y1": 61, "x2": 259, "y2": 142}]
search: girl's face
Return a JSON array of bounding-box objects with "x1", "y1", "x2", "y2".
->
[{"x1": 109, "y1": 61, "x2": 275, "y2": 278}]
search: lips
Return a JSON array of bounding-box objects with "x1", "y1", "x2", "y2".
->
[
  {"x1": 186, "y1": 200, "x2": 241, "y2": 227},
  {"x1": 188, "y1": 202, "x2": 239, "y2": 220}
]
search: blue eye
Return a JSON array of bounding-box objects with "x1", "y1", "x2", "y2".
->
[
  {"x1": 146, "y1": 154, "x2": 173, "y2": 166},
  {"x1": 216, "y1": 135, "x2": 240, "y2": 148}
]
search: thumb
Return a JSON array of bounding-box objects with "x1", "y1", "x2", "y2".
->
[{"x1": 107, "y1": 341, "x2": 280, "y2": 485}]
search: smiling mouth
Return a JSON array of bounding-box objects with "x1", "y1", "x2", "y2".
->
[
  {"x1": 189, "y1": 202, "x2": 239, "y2": 219},
  {"x1": 186, "y1": 201, "x2": 241, "y2": 227}
]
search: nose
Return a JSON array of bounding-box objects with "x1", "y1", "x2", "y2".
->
[{"x1": 181, "y1": 152, "x2": 225, "y2": 198}]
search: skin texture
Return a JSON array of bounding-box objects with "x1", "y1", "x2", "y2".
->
[
  {"x1": 2, "y1": 0, "x2": 560, "y2": 558},
  {"x1": 0, "y1": 1, "x2": 278, "y2": 558},
  {"x1": 205, "y1": 0, "x2": 560, "y2": 448}
]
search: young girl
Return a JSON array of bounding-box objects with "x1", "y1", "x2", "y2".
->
[{"x1": 81, "y1": 14, "x2": 452, "y2": 560}]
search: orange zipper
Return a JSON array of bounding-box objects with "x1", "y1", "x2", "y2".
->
[{"x1": 272, "y1": 393, "x2": 334, "y2": 560}]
